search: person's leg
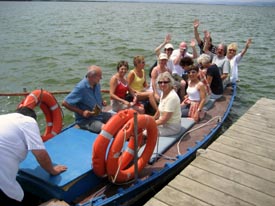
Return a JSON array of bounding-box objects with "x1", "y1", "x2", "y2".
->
[
  {"x1": 210, "y1": 93, "x2": 223, "y2": 100},
  {"x1": 101, "y1": 112, "x2": 113, "y2": 123},
  {"x1": 79, "y1": 120, "x2": 103, "y2": 133},
  {"x1": 137, "y1": 91, "x2": 158, "y2": 115},
  {"x1": 158, "y1": 124, "x2": 181, "y2": 136}
]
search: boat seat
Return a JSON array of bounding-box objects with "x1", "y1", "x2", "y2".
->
[
  {"x1": 149, "y1": 118, "x2": 195, "y2": 164},
  {"x1": 18, "y1": 127, "x2": 102, "y2": 203}
]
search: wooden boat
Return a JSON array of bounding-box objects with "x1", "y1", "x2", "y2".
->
[{"x1": 18, "y1": 83, "x2": 236, "y2": 206}]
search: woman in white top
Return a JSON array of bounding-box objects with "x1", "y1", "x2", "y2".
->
[
  {"x1": 155, "y1": 71, "x2": 181, "y2": 136},
  {"x1": 227, "y1": 38, "x2": 252, "y2": 83},
  {"x1": 181, "y1": 65, "x2": 206, "y2": 122},
  {"x1": 149, "y1": 53, "x2": 170, "y2": 102}
]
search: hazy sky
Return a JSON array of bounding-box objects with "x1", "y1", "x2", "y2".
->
[{"x1": 109, "y1": 0, "x2": 275, "y2": 3}]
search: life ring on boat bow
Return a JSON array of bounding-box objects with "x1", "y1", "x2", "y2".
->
[
  {"x1": 92, "y1": 109, "x2": 136, "y2": 177},
  {"x1": 18, "y1": 89, "x2": 63, "y2": 142},
  {"x1": 106, "y1": 114, "x2": 158, "y2": 183}
]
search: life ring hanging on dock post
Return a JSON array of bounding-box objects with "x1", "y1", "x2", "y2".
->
[
  {"x1": 106, "y1": 114, "x2": 158, "y2": 183},
  {"x1": 92, "y1": 109, "x2": 136, "y2": 177},
  {"x1": 18, "y1": 89, "x2": 63, "y2": 142}
]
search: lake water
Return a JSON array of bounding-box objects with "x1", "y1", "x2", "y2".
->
[{"x1": 1, "y1": 1, "x2": 275, "y2": 130}]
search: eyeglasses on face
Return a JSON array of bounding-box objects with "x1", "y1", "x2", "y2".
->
[{"x1": 158, "y1": 81, "x2": 170, "y2": 85}]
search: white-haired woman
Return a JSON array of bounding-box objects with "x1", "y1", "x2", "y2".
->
[
  {"x1": 227, "y1": 38, "x2": 252, "y2": 83},
  {"x1": 155, "y1": 71, "x2": 181, "y2": 136},
  {"x1": 197, "y1": 54, "x2": 223, "y2": 100}
]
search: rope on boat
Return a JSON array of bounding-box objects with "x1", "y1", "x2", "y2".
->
[
  {"x1": 111, "y1": 128, "x2": 128, "y2": 183},
  {"x1": 177, "y1": 115, "x2": 222, "y2": 155}
]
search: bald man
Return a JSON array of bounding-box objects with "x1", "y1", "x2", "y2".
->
[{"x1": 62, "y1": 65, "x2": 112, "y2": 133}]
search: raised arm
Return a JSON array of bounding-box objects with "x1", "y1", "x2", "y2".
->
[
  {"x1": 155, "y1": 34, "x2": 172, "y2": 57},
  {"x1": 190, "y1": 39, "x2": 198, "y2": 59},
  {"x1": 240, "y1": 38, "x2": 252, "y2": 57},
  {"x1": 193, "y1": 19, "x2": 202, "y2": 45},
  {"x1": 202, "y1": 31, "x2": 211, "y2": 54}
]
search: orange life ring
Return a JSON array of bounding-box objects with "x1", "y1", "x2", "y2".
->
[
  {"x1": 92, "y1": 109, "x2": 136, "y2": 177},
  {"x1": 18, "y1": 89, "x2": 63, "y2": 142},
  {"x1": 106, "y1": 114, "x2": 158, "y2": 183}
]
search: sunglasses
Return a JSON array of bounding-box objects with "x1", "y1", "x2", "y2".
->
[{"x1": 158, "y1": 81, "x2": 170, "y2": 85}]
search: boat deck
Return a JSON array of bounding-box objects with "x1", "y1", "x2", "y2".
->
[{"x1": 145, "y1": 98, "x2": 275, "y2": 206}]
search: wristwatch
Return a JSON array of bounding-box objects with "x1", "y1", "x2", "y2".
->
[{"x1": 197, "y1": 108, "x2": 201, "y2": 112}]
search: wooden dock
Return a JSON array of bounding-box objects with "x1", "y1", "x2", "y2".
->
[{"x1": 145, "y1": 98, "x2": 275, "y2": 206}]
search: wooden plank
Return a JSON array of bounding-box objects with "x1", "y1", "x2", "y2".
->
[
  {"x1": 251, "y1": 98, "x2": 275, "y2": 112},
  {"x1": 225, "y1": 124, "x2": 275, "y2": 143},
  {"x1": 240, "y1": 112, "x2": 275, "y2": 128},
  {"x1": 145, "y1": 185, "x2": 210, "y2": 206},
  {"x1": 144, "y1": 198, "x2": 169, "y2": 206},
  {"x1": 191, "y1": 156, "x2": 275, "y2": 197},
  {"x1": 169, "y1": 174, "x2": 252, "y2": 206},
  {"x1": 223, "y1": 129, "x2": 275, "y2": 150},
  {"x1": 216, "y1": 135, "x2": 275, "y2": 160},
  {"x1": 39, "y1": 199, "x2": 69, "y2": 206},
  {"x1": 181, "y1": 164, "x2": 275, "y2": 206},
  {"x1": 246, "y1": 106, "x2": 275, "y2": 121},
  {"x1": 198, "y1": 149, "x2": 275, "y2": 183},
  {"x1": 209, "y1": 141, "x2": 275, "y2": 171},
  {"x1": 252, "y1": 98, "x2": 275, "y2": 108},
  {"x1": 235, "y1": 118, "x2": 275, "y2": 135}
]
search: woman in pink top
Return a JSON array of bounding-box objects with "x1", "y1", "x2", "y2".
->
[{"x1": 110, "y1": 60, "x2": 144, "y2": 113}]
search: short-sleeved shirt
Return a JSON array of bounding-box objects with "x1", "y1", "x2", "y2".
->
[
  {"x1": 64, "y1": 77, "x2": 103, "y2": 124},
  {"x1": 158, "y1": 89, "x2": 181, "y2": 125},
  {"x1": 229, "y1": 53, "x2": 243, "y2": 83},
  {"x1": 170, "y1": 49, "x2": 193, "y2": 76},
  {"x1": 212, "y1": 55, "x2": 230, "y2": 76},
  {"x1": 0, "y1": 113, "x2": 44, "y2": 201},
  {"x1": 207, "y1": 64, "x2": 224, "y2": 95}
]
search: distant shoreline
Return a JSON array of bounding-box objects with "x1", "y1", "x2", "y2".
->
[{"x1": 1, "y1": 0, "x2": 275, "y2": 7}]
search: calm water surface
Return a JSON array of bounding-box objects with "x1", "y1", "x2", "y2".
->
[{"x1": 1, "y1": 1, "x2": 275, "y2": 129}]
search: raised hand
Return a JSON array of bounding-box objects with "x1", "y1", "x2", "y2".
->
[
  {"x1": 190, "y1": 39, "x2": 196, "y2": 47},
  {"x1": 165, "y1": 33, "x2": 172, "y2": 44},
  {"x1": 193, "y1": 19, "x2": 200, "y2": 29}
]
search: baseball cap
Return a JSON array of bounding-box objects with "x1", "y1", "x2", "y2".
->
[
  {"x1": 159, "y1": 53, "x2": 168, "y2": 60},
  {"x1": 164, "y1": 43, "x2": 174, "y2": 50}
]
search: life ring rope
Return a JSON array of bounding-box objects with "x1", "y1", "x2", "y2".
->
[{"x1": 111, "y1": 128, "x2": 128, "y2": 183}]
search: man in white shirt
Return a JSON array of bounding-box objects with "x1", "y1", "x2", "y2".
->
[{"x1": 0, "y1": 107, "x2": 67, "y2": 205}]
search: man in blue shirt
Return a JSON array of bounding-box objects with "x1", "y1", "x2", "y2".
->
[{"x1": 62, "y1": 65, "x2": 112, "y2": 133}]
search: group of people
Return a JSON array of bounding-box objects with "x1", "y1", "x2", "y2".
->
[
  {"x1": 0, "y1": 19, "x2": 252, "y2": 205},
  {"x1": 62, "y1": 19, "x2": 252, "y2": 134}
]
